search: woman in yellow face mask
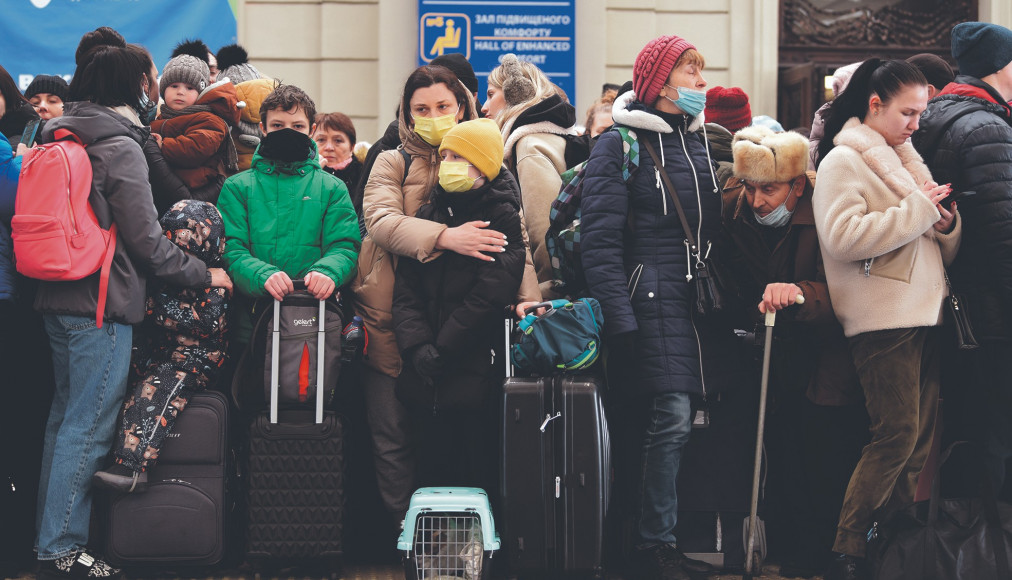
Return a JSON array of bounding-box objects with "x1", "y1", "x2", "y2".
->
[
  {"x1": 351, "y1": 65, "x2": 541, "y2": 525},
  {"x1": 391, "y1": 117, "x2": 526, "y2": 491}
]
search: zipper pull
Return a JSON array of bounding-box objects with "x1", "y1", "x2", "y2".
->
[
  {"x1": 864, "y1": 259, "x2": 872, "y2": 277},
  {"x1": 684, "y1": 240, "x2": 694, "y2": 282},
  {"x1": 555, "y1": 476, "x2": 561, "y2": 499},
  {"x1": 490, "y1": 348, "x2": 495, "y2": 365},
  {"x1": 447, "y1": 206, "x2": 454, "y2": 217}
]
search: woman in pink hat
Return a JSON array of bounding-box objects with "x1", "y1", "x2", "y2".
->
[{"x1": 581, "y1": 35, "x2": 725, "y2": 580}]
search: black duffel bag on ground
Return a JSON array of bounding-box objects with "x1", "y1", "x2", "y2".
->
[{"x1": 870, "y1": 443, "x2": 1012, "y2": 580}]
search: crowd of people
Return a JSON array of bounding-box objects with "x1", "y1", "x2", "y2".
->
[{"x1": 1, "y1": 19, "x2": 1012, "y2": 580}]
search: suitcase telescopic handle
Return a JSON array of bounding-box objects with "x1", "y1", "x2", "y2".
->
[{"x1": 270, "y1": 278, "x2": 328, "y2": 425}]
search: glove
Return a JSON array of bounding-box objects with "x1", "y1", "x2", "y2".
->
[{"x1": 411, "y1": 344, "x2": 443, "y2": 383}]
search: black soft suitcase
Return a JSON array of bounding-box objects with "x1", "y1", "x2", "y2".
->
[
  {"x1": 245, "y1": 291, "x2": 344, "y2": 570},
  {"x1": 106, "y1": 389, "x2": 233, "y2": 567},
  {"x1": 500, "y1": 319, "x2": 611, "y2": 577}
]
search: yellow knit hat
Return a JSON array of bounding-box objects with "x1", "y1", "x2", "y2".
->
[{"x1": 439, "y1": 118, "x2": 504, "y2": 180}]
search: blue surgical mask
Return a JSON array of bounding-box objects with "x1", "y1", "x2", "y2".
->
[
  {"x1": 664, "y1": 85, "x2": 706, "y2": 118},
  {"x1": 753, "y1": 182, "x2": 797, "y2": 228},
  {"x1": 753, "y1": 200, "x2": 794, "y2": 228}
]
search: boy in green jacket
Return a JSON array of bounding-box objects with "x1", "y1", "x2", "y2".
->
[{"x1": 218, "y1": 83, "x2": 360, "y2": 332}]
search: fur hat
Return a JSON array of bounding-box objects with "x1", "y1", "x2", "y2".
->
[
  {"x1": 216, "y1": 44, "x2": 265, "y2": 85},
  {"x1": 704, "y1": 86, "x2": 751, "y2": 133},
  {"x1": 25, "y1": 75, "x2": 68, "y2": 102},
  {"x1": 732, "y1": 125, "x2": 808, "y2": 184},
  {"x1": 159, "y1": 200, "x2": 225, "y2": 266},
  {"x1": 439, "y1": 118, "x2": 504, "y2": 181},
  {"x1": 498, "y1": 54, "x2": 537, "y2": 106},
  {"x1": 160, "y1": 54, "x2": 210, "y2": 97},
  {"x1": 951, "y1": 22, "x2": 1012, "y2": 79},
  {"x1": 633, "y1": 35, "x2": 695, "y2": 106}
]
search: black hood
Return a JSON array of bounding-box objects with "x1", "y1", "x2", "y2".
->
[
  {"x1": 0, "y1": 100, "x2": 40, "y2": 142},
  {"x1": 512, "y1": 94, "x2": 576, "y2": 133},
  {"x1": 704, "y1": 122, "x2": 733, "y2": 163},
  {"x1": 41, "y1": 102, "x2": 147, "y2": 147}
]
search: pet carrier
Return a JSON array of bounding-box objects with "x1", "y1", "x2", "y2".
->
[{"x1": 398, "y1": 487, "x2": 501, "y2": 580}]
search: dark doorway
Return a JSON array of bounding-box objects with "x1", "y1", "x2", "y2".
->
[{"x1": 778, "y1": 0, "x2": 977, "y2": 131}]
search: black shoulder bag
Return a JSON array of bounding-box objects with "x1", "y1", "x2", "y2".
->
[{"x1": 641, "y1": 138, "x2": 729, "y2": 317}]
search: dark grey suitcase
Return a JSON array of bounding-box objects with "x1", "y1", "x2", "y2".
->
[
  {"x1": 500, "y1": 318, "x2": 611, "y2": 576},
  {"x1": 245, "y1": 290, "x2": 344, "y2": 569},
  {"x1": 106, "y1": 389, "x2": 233, "y2": 567}
]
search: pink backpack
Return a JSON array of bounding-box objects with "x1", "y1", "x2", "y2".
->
[{"x1": 12, "y1": 129, "x2": 118, "y2": 327}]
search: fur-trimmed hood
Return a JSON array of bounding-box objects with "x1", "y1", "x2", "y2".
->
[
  {"x1": 833, "y1": 117, "x2": 932, "y2": 197},
  {"x1": 611, "y1": 90, "x2": 705, "y2": 134}
]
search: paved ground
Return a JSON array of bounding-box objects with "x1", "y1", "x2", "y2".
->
[{"x1": 5, "y1": 562, "x2": 822, "y2": 580}]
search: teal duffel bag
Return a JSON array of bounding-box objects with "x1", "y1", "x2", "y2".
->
[{"x1": 511, "y1": 298, "x2": 604, "y2": 375}]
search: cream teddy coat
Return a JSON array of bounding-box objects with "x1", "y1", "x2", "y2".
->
[{"x1": 813, "y1": 117, "x2": 961, "y2": 337}]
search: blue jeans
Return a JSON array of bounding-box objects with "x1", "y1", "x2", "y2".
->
[
  {"x1": 637, "y1": 392, "x2": 693, "y2": 547},
  {"x1": 36, "y1": 314, "x2": 131, "y2": 559}
]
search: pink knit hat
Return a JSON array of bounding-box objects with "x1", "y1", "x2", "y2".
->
[{"x1": 633, "y1": 35, "x2": 696, "y2": 106}]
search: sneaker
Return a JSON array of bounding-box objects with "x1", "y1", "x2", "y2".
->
[
  {"x1": 38, "y1": 549, "x2": 121, "y2": 580},
  {"x1": 92, "y1": 465, "x2": 147, "y2": 493},
  {"x1": 824, "y1": 553, "x2": 867, "y2": 580}
]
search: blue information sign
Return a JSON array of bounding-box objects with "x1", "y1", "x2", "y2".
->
[
  {"x1": 418, "y1": 0, "x2": 576, "y2": 105},
  {"x1": 0, "y1": 0, "x2": 237, "y2": 91}
]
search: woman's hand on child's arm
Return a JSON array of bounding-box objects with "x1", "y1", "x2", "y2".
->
[
  {"x1": 435, "y1": 220, "x2": 507, "y2": 261},
  {"x1": 304, "y1": 271, "x2": 336, "y2": 300},
  {"x1": 264, "y1": 271, "x2": 295, "y2": 301},
  {"x1": 207, "y1": 268, "x2": 233, "y2": 293}
]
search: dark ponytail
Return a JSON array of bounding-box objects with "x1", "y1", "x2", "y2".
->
[{"x1": 815, "y1": 58, "x2": 927, "y2": 168}]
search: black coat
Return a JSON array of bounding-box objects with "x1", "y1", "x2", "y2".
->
[
  {"x1": 393, "y1": 170, "x2": 526, "y2": 413},
  {"x1": 581, "y1": 92, "x2": 724, "y2": 396},
  {"x1": 325, "y1": 156, "x2": 364, "y2": 216},
  {"x1": 913, "y1": 76, "x2": 1012, "y2": 341},
  {"x1": 144, "y1": 133, "x2": 194, "y2": 215},
  {"x1": 33, "y1": 103, "x2": 207, "y2": 325}
]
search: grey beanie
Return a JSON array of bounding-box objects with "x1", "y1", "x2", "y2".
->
[
  {"x1": 216, "y1": 44, "x2": 265, "y2": 85},
  {"x1": 159, "y1": 54, "x2": 210, "y2": 97}
]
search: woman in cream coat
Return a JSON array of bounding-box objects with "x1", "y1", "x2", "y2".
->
[{"x1": 812, "y1": 58, "x2": 960, "y2": 580}]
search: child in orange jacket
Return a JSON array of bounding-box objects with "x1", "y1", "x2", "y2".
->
[{"x1": 151, "y1": 54, "x2": 241, "y2": 204}]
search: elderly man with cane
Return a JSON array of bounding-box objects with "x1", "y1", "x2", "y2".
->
[{"x1": 719, "y1": 126, "x2": 866, "y2": 578}]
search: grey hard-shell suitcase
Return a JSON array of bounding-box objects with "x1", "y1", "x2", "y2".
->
[{"x1": 500, "y1": 316, "x2": 611, "y2": 576}]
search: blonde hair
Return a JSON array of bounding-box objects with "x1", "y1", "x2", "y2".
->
[{"x1": 488, "y1": 57, "x2": 561, "y2": 137}]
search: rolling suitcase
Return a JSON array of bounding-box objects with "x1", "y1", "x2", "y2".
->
[
  {"x1": 106, "y1": 390, "x2": 234, "y2": 567},
  {"x1": 245, "y1": 287, "x2": 344, "y2": 572},
  {"x1": 500, "y1": 314, "x2": 611, "y2": 577}
]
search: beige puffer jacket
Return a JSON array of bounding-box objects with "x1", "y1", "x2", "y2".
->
[
  {"x1": 506, "y1": 129, "x2": 568, "y2": 299},
  {"x1": 353, "y1": 101, "x2": 541, "y2": 377}
]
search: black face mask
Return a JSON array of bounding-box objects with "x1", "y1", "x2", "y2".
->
[{"x1": 259, "y1": 128, "x2": 314, "y2": 163}]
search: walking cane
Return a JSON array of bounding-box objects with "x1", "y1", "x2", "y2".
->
[{"x1": 743, "y1": 293, "x2": 804, "y2": 580}]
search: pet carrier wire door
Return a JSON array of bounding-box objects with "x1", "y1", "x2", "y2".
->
[{"x1": 398, "y1": 488, "x2": 501, "y2": 580}]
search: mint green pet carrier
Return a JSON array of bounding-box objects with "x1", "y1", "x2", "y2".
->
[{"x1": 398, "y1": 487, "x2": 501, "y2": 579}]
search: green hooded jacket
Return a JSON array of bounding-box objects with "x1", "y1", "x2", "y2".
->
[{"x1": 218, "y1": 142, "x2": 361, "y2": 298}]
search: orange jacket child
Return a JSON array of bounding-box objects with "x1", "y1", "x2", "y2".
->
[{"x1": 152, "y1": 54, "x2": 241, "y2": 203}]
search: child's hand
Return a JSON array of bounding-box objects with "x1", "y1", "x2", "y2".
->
[
  {"x1": 304, "y1": 271, "x2": 336, "y2": 300},
  {"x1": 15, "y1": 143, "x2": 29, "y2": 158},
  {"x1": 152, "y1": 133, "x2": 163, "y2": 147},
  {"x1": 265, "y1": 271, "x2": 295, "y2": 301},
  {"x1": 208, "y1": 268, "x2": 233, "y2": 294}
]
